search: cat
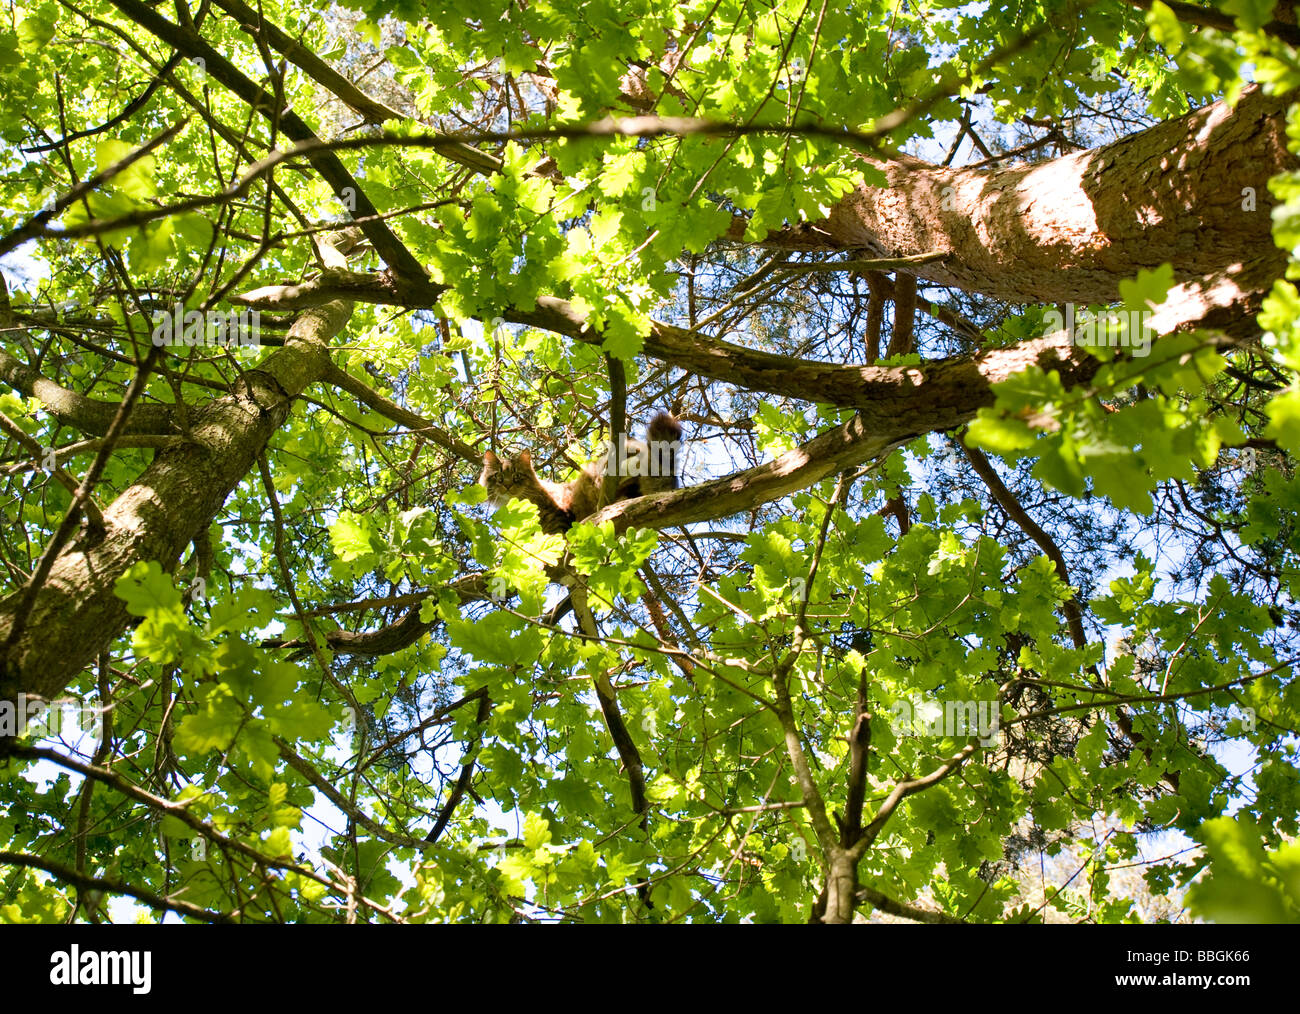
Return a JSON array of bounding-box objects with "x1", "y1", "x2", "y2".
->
[{"x1": 479, "y1": 412, "x2": 683, "y2": 534}]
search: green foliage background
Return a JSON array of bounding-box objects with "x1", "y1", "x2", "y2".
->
[{"x1": 0, "y1": 0, "x2": 1297, "y2": 923}]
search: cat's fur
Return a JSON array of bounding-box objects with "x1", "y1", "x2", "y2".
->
[{"x1": 479, "y1": 412, "x2": 683, "y2": 534}]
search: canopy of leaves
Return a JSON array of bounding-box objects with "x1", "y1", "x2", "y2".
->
[{"x1": 0, "y1": 0, "x2": 1298, "y2": 924}]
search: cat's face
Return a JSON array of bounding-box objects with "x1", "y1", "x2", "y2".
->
[{"x1": 478, "y1": 450, "x2": 535, "y2": 503}]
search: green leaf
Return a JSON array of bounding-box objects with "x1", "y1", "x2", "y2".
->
[
  {"x1": 523, "y1": 812, "x2": 553, "y2": 850},
  {"x1": 174, "y1": 692, "x2": 244, "y2": 755},
  {"x1": 330, "y1": 511, "x2": 380, "y2": 562},
  {"x1": 16, "y1": 14, "x2": 56, "y2": 51},
  {"x1": 1188, "y1": 816, "x2": 1300, "y2": 924}
]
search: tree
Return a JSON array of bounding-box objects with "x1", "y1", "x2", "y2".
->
[{"x1": 0, "y1": 0, "x2": 1298, "y2": 924}]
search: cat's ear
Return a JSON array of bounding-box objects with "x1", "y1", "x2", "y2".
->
[
  {"x1": 483, "y1": 450, "x2": 500, "y2": 468},
  {"x1": 517, "y1": 450, "x2": 532, "y2": 467}
]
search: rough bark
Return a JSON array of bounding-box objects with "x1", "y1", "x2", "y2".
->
[
  {"x1": 819, "y1": 849, "x2": 860, "y2": 925},
  {"x1": 225, "y1": 85, "x2": 1294, "y2": 337},
  {"x1": 521, "y1": 297, "x2": 1097, "y2": 424},
  {"x1": 585, "y1": 330, "x2": 1096, "y2": 533},
  {"x1": 0, "y1": 300, "x2": 353, "y2": 707},
  {"x1": 0, "y1": 348, "x2": 176, "y2": 437},
  {"x1": 748, "y1": 84, "x2": 1295, "y2": 329}
]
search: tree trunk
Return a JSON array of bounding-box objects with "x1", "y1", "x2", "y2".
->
[
  {"x1": 819, "y1": 849, "x2": 859, "y2": 924},
  {"x1": 746, "y1": 84, "x2": 1295, "y2": 331},
  {"x1": 0, "y1": 301, "x2": 352, "y2": 710}
]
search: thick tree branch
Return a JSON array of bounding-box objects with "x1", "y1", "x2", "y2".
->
[
  {"x1": 841, "y1": 681, "x2": 872, "y2": 847},
  {"x1": 0, "y1": 298, "x2": 353, "y2": 708},
  {"x1": 747, "y1": 84, "x2": 1295, "y2": 326},
  {"x1": 0, "y1": 346, "x2": 176, "y2": 436},
  {"x1": 0, "y1": 289, "x2": 176, "y2": 436}
]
